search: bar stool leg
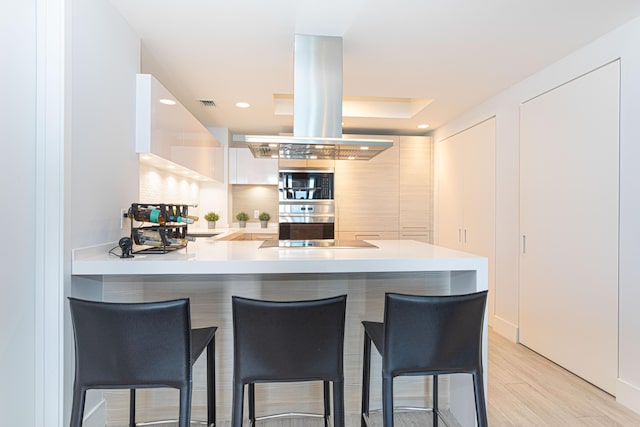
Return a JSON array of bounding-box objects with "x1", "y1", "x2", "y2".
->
[
  {"x1": 473, "y1": 371, "x2": 488, "y2": 427},
  {"x1": 382, "y1": 376, "x2": 394, "y2": 427},
  {"x1": 231, "y1": 381, "x2": 244, "y2": 427},
  {"x1": 129, "y1": 389, "x2": 136, "y2": 427},
  {"x1": 433, "y1": 375, "x2": 438, "y2": 427},
  {"x1": 361, "y1": 333, "x2": 371, "y2": 427},
  {"x1": 207, "y1": 338, "x2": 216, "y2": 427},
  {"x1": 248, "y1": 383, "x2": 256, "y2": 427},
  {"x1": 333, "y1": 379, "x2": 345, "y2": 427},
  {"x1": 178, "y1": 385, "x2": 191, "y2": 427},
  {"x1": 324, "y1": 380, "x2": 331, "y2": 418},
  {"x1": 70, "y1": 385, "x2": 87, "y2": 427}
]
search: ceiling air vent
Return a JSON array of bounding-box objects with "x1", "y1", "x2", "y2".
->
[{"x1": 198, "y1": 99, "x2": 216, "y2": 108}]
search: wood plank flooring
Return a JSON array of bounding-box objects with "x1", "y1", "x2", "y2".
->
[
  {"x1": 488, "y1": 330, "x2": 640, "y2": 426},
  {"x1": 106, "y1": 328, "x2": 640, "y2": 426}
]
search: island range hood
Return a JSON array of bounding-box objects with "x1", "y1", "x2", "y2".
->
[{"x1": 236, "y1": 34, "x2": 393, "y2": 161}]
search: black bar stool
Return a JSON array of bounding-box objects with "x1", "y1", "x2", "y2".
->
[
  {"x1": 231, "y1": 294, "x2": 347, "y2": 427},
  {"x1": 68, "y1": 297, "x2": 217, "y2": 427},
  {"x1": 361, "y1": 291, "x2": 488, "y2": 427}
]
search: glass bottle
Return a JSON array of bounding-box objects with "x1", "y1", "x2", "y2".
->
[{"x1": 134, "y1": 207, "x2": 165, "y2": 225}]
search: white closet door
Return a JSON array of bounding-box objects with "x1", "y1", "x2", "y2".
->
[
  {"x1": 519, "y1": 61, "x2": 619, "y2": 393},
  {"x1": 438, "y1": 132, "x2": 465, "y2": 250},
  {"x1": 463, "y1": 119, "x2": 496, "y2": 323},
  {"x1": 463, "y1": 119, "x2": 496, "y2": 258}
]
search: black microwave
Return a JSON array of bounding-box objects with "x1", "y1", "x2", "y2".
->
[{"x1": 279, "y1": 169, "x2": 334, "y2": 200}]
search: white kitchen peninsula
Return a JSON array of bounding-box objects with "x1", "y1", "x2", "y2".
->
[{"x1": 72, "y1": 239, "x2": 487, "y2": 426}]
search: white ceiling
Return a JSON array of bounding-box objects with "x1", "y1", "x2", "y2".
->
[{"x1": 109, "y1": 0, "x2": 640, "y2": 136}]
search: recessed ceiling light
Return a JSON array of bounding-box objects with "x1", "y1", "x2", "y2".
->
[
  {"x1": 159, "y1": 99, "x2": 176, "y2": 105},
  {"x1": 235, "y1": 102, "x2": 251, "y2": 108},
  {"x1": 360, "y1": 146, "x2": 369, "y2": 150},
  {"x1": 417, "y1": 124, "x2": 430, "y2": 129}
]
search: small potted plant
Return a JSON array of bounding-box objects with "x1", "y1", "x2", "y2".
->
[
  {"x1": 204, "y1": 212, "x2": 219, "y2": 229},
  {"x1": 236, "y1": 211, "x2": 249, "y2": 228},
  {"x1": 258, "y1": 212, "x2": 271, "y2": 228}
]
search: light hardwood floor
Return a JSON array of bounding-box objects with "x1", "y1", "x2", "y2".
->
[
  {"x1": 107, "y1": 328, "x2": 640, "y2": 426},
  {"x1": 487, "y1": 329, "x2": 640, "y2": 426}
]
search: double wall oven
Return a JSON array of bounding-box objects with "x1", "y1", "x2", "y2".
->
[{"x1": 278, "y1": 168, "x2": 335, "y2": 240}]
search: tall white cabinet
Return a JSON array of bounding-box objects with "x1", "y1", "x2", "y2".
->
[
  {"x1": 437, "y1": 118, "x2": 496, "y2": 320},
  {"x1": 399, "y1": 136, "x2": 434, "y2": 243},
  {"x1": 335, "y1": 136, "x2": 433, "y2": 242},
  {"x1": 519, "y1": 61, "x2": 619, "y2": 394}
]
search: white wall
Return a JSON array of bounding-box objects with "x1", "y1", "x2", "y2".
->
[
  {"x1": 139, "y1": 164, "x2": 200, "y2": 206},
  {"x1": 434, "y1": 15, "x2": 640, "y2": 413},
  {"x1": 1, "y1": 1, "x2": 38, "y2": 425},
  {"x1": 70, "y1": 0, "x2": 140, "y2": 248},
  {"x1": 66, "y1": 0, "x2": 141, "y2": 424}
]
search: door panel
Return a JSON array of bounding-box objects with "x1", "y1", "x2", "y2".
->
[
  {"x1": 437, "y1": 132, "x2": 465, "y2": 250},
  {"x1": 519, "y1": 61, "x2": 619, "y2": 393}
]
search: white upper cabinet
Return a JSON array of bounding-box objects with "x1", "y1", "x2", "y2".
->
[
  {"x1": 136, "y1": 74, "x2": 222, "y2": 181},
  {"x1": 229, "y1": 147, "x2": 278, "y2": 185}
]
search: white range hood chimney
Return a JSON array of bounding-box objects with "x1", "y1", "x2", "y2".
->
[{"x1": 236, "y1": 34, "x2": 393, "y2": 161}]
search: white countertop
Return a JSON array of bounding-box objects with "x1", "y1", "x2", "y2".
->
[{"x1": 72, "y1": 239, "x2": 487, "y2": 276}]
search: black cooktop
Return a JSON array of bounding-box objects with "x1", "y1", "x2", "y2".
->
[{"x1": 259, "y1": 239, "x2": 378, "y2": 249}]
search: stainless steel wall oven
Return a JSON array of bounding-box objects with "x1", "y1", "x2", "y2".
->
[
  {"x1": 278, "y1": 168, "x2": 335, "y2": 240},
  {"x1": 278, "y1": 201, "x2": 335, "y2": 240},
  {"x1": 279, "y1": 169, "x2": 334, "y2": 201}
]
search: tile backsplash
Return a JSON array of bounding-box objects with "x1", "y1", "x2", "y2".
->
[
  {"x1": 139, "y1": 164, "x2": 200, "y2": 213},
  {"x1": 231, "y1": 185, "x2": 278, "y2": 223}
]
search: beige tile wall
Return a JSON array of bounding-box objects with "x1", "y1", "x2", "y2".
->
[{"x1": 230, "y1": 184, "x2": 278, "y2": 224}]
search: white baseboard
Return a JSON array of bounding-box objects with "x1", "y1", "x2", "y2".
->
[
  {"x1": 617, "y1": 378, "x2": 640, "y2": 415},
  {"x1": 83, "y1": 398, "x2": 106, "y2": 427},
  {"x1": 491, "y1": 315, "x2": 519, "y2": 342}
]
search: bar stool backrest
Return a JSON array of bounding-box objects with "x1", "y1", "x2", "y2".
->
[
  {"x1": 382, "y1": 291, "x2": 488, "y2": 377},
  {"x1": 232, "y1": 295, "x2": 347, "y2": 382},
  {"x1": 69, "y1": 297, "x2": 192, "y2": 389}
]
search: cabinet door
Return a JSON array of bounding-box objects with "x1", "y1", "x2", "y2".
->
[
  {"x1": 519, "y1": 62, "x2": 619, "y2": 393},
  {"x1": 399, "y1": 230, "x2": 431, "y2": 243},
  {"x1": 335, "y1": 136, "x2": 399, "y2": 232},
  {"x1": 230, "y1": 147, "x2": 278, "y2": 185},
  {"x1": 462, "y1": 120, "x2": 495, "y2": 260},
  {"x1": 437, "y1": 121, "x2": 494, "y2": 251},
  {"x1": 337, "y1": 231, "x2": 399, "y2": 241},
  {"x1": 437, "y1": 132, "x2": 465, "y2": 250},
  {"x1": 399, "y1": 136, "x2": 432, "y2": 241},
  {"x1": 250, "y1": 233, "x2": 278, "y2": 241},
  {"x1": 437, "y1": 119, "x2": 495, "y2": 325},
  {"x1": 229, "y1": 147, "x2": 238, "y2": 183}
]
